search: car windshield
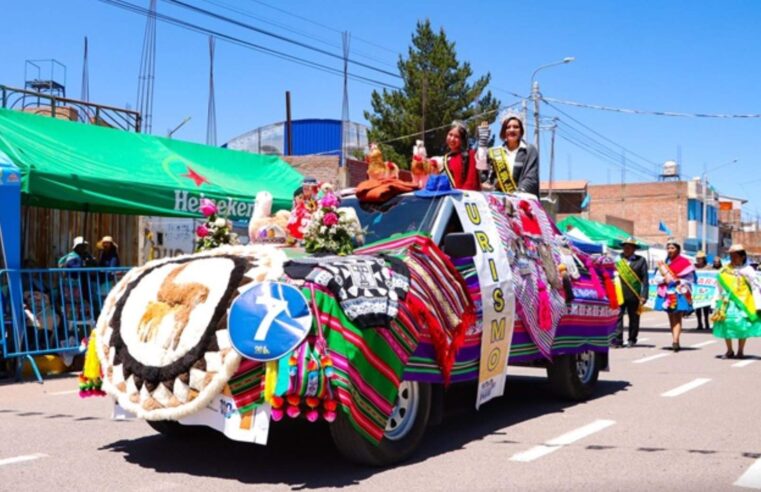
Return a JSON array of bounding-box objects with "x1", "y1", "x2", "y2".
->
[{"x1": 342, "y1": 194, "x2": 443, "y2": 245}]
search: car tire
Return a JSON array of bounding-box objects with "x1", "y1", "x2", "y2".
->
[
  {"x1": 546, "y1": 350, "x2": 601, "y2": 401},
  {"x1": 330, "y1": 380, "x2": 432, "y2": 467}
]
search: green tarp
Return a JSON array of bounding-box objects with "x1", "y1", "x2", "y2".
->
[
  {"x1": 557, "y1": 215, "x2": 649, "y2": 250},
  {"x1": 0, "y1": 109, "x2": 302, "y2": 220}
]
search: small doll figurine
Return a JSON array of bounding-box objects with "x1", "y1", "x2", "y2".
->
[{"x1": 367, "y1": 143, "x2": 387, "y2": 180}]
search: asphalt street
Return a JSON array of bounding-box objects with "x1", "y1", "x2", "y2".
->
[{"x1": 1, "y1": 311, "x2": 760, "y2": 491}]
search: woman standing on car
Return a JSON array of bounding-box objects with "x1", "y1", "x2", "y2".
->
[
  {"x1": 712, "y1": 244, "x2": 761, "y2": 359},
  {"x1": 441, "y1": 121, "x2": 481, "y2": 191},
  {"x1": 653, "y1": 240, "x2": 697, "y2": 352},
  {"x1": 477, "y1": 114, "x2": 540, "y2": 196}
]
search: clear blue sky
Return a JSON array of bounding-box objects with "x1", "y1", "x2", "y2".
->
[{"x1": 2, "y1": 0, "x2": 760, "y2": 214}]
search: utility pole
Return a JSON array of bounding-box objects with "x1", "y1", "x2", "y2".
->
[
  {"x1": 532, "y1": 81, "x2": 540, "y2": 156},
  {"x1": 340, "y1": 31, "x2": 350, "y2": 167},
  {"x1": 702, "y1": 165, "x2": 708, "y2": 254},
  {"x1": 521, "y1": 98, "x2": 528, "y2": 128},
  {"x1": 548, "y1": 117, "x2": 558, "y2": 201},
  {"x1": 285, "y1": 91, "x2": 293, "y2": 155},
  {"x1": 421, "y1": 74, "x2": 427, "y2": 143}
]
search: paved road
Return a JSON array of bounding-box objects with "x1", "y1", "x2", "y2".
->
[{"x1": 1, "y1": 311, "x2": 760, "y2": 491}]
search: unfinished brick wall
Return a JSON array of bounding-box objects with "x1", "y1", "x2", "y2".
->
[{"x1": 588, "y1": 181, "x2": 688, "y2": 245}]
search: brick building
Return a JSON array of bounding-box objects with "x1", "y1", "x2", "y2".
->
[{"x1": 587, "y1": 179, "x2": 719, "y2": 255}]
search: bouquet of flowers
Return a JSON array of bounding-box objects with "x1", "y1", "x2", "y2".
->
[
  {"x1": 303, "y1": 185, "x2": 363, "y2": 255},
  {"x1": 195, "y1": 198, "x2": 240, "y2": 251}
]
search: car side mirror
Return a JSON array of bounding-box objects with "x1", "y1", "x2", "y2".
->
[{"x1": 443, "y1": 232, "x2": 477, "y2": 258}]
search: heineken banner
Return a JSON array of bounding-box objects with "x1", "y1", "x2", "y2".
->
[
  {"x1": 645, "y1": 271, "x2": 718, "y2": 310},
  {"x1": 452, "y1": 193, "x2": 515, "y2": 409},
  {"x1": 0, "y1": 109, "x2": 302, "y2": 219}
]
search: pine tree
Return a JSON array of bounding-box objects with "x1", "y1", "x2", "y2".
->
[{"x1": 364, "y1": 20, "x2": 500, "y2": 168}]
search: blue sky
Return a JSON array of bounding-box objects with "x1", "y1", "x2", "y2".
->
[{"x1": 2, "y1": 0, "x2": 760, "y2": 213}]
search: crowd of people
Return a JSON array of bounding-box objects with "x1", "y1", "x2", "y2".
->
[
  {"x1": 56, "y1": 235, "x2": 120, "y2": 269},
  {"x1": 616, "y1": 238, "x2": 760, "y2": 359}
]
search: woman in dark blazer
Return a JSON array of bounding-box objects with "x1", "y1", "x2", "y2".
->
[{"x1": 480, "y1": 115, "x2": 539, "y2": 196}]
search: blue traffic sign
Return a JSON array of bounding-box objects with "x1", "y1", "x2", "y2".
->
[{"x1": 228, "y1": 281, "x2": 313, "y2": 362}]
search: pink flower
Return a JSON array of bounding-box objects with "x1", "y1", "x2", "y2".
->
[
  {"x1": 323, "y1": 212, "x2": 339, "y2": 226},
  {"x1": 319, "y1": 192, "x2": 339, "y2": 209},
  {"x1": 199, "y1": 198, "x2": 217, "y2": 217},
  {"x1": 196, "y1": 224, "x2": 209, "y2": 237}
]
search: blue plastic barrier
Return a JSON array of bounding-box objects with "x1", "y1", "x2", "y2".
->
[{"x1": 0, "y1": 266, "x2": 130, "y2": 381}]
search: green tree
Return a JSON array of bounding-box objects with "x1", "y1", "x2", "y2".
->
[{"x1": 364, "y1": 19, "x2": 500, "y2": 169}]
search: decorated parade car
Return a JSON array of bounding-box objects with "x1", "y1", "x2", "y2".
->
[{"x1": 80, "y1": 184, "x2": 619, "y2": 466}]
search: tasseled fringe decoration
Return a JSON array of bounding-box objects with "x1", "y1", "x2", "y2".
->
[{"x1": 78, "y1": 331, "x2": 105, "y2": 398}]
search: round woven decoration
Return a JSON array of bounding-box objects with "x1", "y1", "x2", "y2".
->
[{"x1": 96, "y1": 245, "x2": 287, "y2": 420}]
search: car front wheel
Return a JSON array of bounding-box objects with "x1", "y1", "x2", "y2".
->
[{"x1": 330, "y1": 380, "x2": 432, "y2": 467}]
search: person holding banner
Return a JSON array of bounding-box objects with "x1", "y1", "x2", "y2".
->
[
  {"x1": 653, "y1": 240, "x2": 696, "y2": 352},
  {"x1": 694, "y1": 251, "x2": 712, "y2": 331},
  {"x1": 711, "y1": 244, "x2": 761, "y2": 359},
  {"x1": 614, "y1": 237, "x2": 649, "y2": 347}
]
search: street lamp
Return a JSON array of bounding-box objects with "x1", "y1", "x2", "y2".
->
[
  {"x1": 167, "y1": 116, "x2": 192, "y2": 139},
  {"x1": 530, "y1": 57, "x2": 575, "y2": 156}
]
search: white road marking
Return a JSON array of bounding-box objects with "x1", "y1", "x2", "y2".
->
[
  {"x1": 509, "y1": 419, "x2": 615, "y2": 462},
  {"x1": 735, "y1": 455, "x2": 761, "y2": 489},
  {"x1": 633, "y1": 353, "x2": 670, "y2": 364},
  {"x1": 732, "y1": 360, "x2": 757, "y2": 368},
  {"x1": 689, "y1": 340, "x2": 717, "y2": 348},
  {"x1": 638, "y1": 337, "x2": 650, "y2": 342},
  {"x1": 0, "y1": 453, "x2": 47, "y2": 467},
  {"x1": 661, "y1": 378, "x2": 711, "y2": 397},
  {"x1": 47, "y1": 389, "x2": 78, "y2": 396}
]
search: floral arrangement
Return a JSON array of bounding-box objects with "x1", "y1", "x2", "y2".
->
[
  {"x1": 195, "y1": 198, "x2": 240, "y2": 251},
  {"x1": 302, "y1": 184, "x2": 363, "y2": 255}
]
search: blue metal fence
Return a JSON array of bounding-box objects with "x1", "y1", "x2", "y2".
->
[{"x1": 0, "y1": 267, "x2": 130, "y2": 380}]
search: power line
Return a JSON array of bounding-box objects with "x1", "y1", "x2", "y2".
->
[
  {"x1": 162, "y1": 0, "x2": 401, "y2": 80},
  {"x1": 100, "y1": 0, "x2": 400, "y2": 90},
  {"x1": 555, "y1": 120, "x2": 657, "y2": 178},
  {"x1": 544, "y1": 95, "x2": 761, "y2": 119},
  {"x1": 542, "y1": 99, "x2": 661, "y2": 170},
  {"x1": 556, "y1": 129, "x2": 656, "y2": 181},
  {"x1": 197, "y1": 0, "x2": 398, "y2": 69},
  {"x1": 244, "y1": 0, "x2": 400, "y2": 55}
]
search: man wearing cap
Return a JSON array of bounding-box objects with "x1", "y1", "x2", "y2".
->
[
  {"x1": 614, "y1": 237, "x2": 649, "y2": 347},
  {"x1": 57, "y1": 236, "x2": 95, "y2": 268},
  {"x1": 694, "y1": 251, "x2": 711, "y2": 330}
]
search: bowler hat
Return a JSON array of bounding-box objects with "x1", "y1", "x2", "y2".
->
[{"x1": 728, "y1": 244, "x2": 746, "y2": 254}]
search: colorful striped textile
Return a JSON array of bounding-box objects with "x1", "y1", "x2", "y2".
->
[
  {"x1": 227, "y1": 281, "x2": 421, "y2": 444},
  {"x1": 358, "y1": 234, "x2": 476, "y2": 384},
  {"x1": 405, "y1": 298, "x2": 618, "y2": 383}
]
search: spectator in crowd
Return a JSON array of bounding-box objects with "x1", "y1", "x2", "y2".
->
[
  {"x1": 96, "y1": 235, "x2": 120, "y2": 268},
  {"x1": 57, "y1": 236, "x2": 95, "y2": 268},
  {"x1": 694, "y1": 251, "x2": 712, "y2": 331},
  {"x1": 712, "y1": 257, "x2": 723, "y2": 269}
]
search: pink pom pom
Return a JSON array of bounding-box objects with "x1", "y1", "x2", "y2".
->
[
  {"x1": 323, "y1": 410, "x2": 337, "y2": 423},
  {"x1": 286, "y1": 405, "x2": 301, "y2": 419},
  {"x1": 271, "y1": 408, "x2": 284, "y2": 422},
  {"x1": 305, "y1": 409, "x2": 319, "y2": 422}
]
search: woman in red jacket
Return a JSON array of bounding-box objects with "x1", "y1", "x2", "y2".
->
[{"x1": 442, "y1": 121, "x2": 481, "y2": 191}]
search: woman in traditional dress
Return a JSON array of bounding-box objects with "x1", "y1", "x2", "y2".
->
[
  {"x1": 441, "y1": 121, "x2": 481, "y2": 191},
  {"x1": 478, "y1": 115, "x2": 539, "y2": 196},
  {"x1": 653, "y1": 240, "x2": 696, "y2": 352},
  {"x1": 712, "y1": 244, "x2": 761, "y2": 359}
]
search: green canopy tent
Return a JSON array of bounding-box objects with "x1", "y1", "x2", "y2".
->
[
  {"x1": 557, "y1": 215, "x2": 649, "y2": 250},
  {"x1": 0, "y1": 108, "x2": 303, "y2": 220}
]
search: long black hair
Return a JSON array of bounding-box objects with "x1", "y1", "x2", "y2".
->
[{"x1": 447, "y1": 121, "x2": 469, "y2": 184}]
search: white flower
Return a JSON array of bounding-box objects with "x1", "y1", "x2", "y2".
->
[{"x1": 214, "y1": 217, "x2": 226, "y2": 227}]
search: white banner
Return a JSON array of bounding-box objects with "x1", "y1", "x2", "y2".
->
[{"x1": 452, "y1": 193, "x2": 515, "y2": 409}]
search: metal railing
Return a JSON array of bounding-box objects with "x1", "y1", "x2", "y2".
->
[
  {"x1": 1, "y1": 85, "x2": 142, "y2": 132},
  {"x1": 0, "y1": 267, "x2": 130, "y2": 380}
]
